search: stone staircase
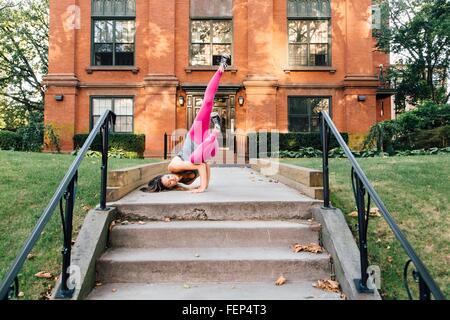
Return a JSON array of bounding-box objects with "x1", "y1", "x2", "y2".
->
[{"x1": 86, "y1": 167, "x2": 342, "y2": 300}]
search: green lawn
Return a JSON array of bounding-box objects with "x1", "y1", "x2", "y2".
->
[
  {"x1": 282, "y1": 155, "x2": 450, "y2": 300},
  {"x1": 0, "y1": 150, "x2": 160, "y2": 300}
]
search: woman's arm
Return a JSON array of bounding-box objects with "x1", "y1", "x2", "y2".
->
[{"x1": 168, "y1": 160, "x2": 207, "y2": 193}]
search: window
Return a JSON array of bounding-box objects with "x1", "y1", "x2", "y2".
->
[
  {"x1": 190, "y1": 20, "x2": 232, "y2": 66},
  {"x1": 189, "y1": 0, "x2": 233, "y2": 67},
  {"x1": 371, "y1": 4, "x2": 381, "y2": 30},
  {"x1": 91, "y1": 0, "x2": 136, "y2": 66},
  {"x1": 287, "y1": 0, "x2": 331, "y2": 67},
  {"x1": 288, "y1": 97, "x2": 330, "y2": 132},
  {"x1": 91, "y1": 97, "x2": 134, "y2": 133}
]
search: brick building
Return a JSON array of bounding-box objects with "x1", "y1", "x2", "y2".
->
[{"x1": 43, "y1": 0, "x2": 393, "y2": 158}]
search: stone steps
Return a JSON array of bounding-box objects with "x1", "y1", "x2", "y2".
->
[
  {"x1": 96, "y1": 246, "x2": 331, "y2": 283},
  {"x1": 109, "y1": 220, "x2": 320, "y2": 248},
  {"x1": 87, "y1": 281, "x2": 342, "y2": 300}
]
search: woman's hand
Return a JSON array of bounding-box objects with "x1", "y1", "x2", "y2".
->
[{"x1": 190, "y1": 187, "x2": 206, "y2": 193}]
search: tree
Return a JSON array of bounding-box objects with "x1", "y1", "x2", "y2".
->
[
  {"x1": 0, "y1": 0, "x2": 49, "y2": 127},
  {"x1": 375, "y1": 0, "x2": 450, "y2": 111}
]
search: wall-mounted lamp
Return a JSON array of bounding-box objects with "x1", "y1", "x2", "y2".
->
[
  {"x1": 55, "y1": 95, "x2": 64, "y2": 102},
  {"x1": 178, "y1": 95, "x2": 185, "y2": 106},
  {"x1": 357, "y1": 95, "x2": 366, "y2": 102},
  {"x1": 238, "y1": 96, "x2": 245, "y2": 106}
]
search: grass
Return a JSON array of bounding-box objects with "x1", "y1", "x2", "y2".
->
[
  {"x1": 281, "y1": 155, "x2": 450, "y2": 300},
  {"x1": 0, "y1": 150, "x2": 160, "y2": 300}
]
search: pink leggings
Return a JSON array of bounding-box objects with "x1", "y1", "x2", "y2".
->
[{"x1": 187, "y1": 68, "x2": 223, "y2": 163}]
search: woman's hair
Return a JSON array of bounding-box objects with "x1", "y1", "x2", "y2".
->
[{"x1": 140, "y1": 174, "x2": 168, "y2": 193}]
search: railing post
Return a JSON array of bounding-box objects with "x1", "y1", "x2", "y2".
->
[
  {"x1": 419, "y1": 274, "x2": 431, "y2": 300},
  {"x1": 55, "y1": 172, "x2": 77, "y2": 299},
  {"x1": 320, "y1": 112, "x2": 331, "y2": 209},
  {"x1": 99, "y1": 119, "x2": 109, "y2": 210},
  {"x1": 353, "y1": 170, "x2": 373, "y2": 293},
  {"x1": 164, "y1": 132, "x2": 167, "y2": 160}
]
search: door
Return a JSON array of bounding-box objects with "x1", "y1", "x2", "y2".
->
[{"x1": 190, "y1": 95, "x2": 230, "y2": 146}]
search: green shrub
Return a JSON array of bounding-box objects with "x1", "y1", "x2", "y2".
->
[
  {"x1": 0, "y1": 130, "x2": 22, "y2": 150},
  {"x1": 73, "y1": 133, "x2": 145, "y2": 157},
  {"x1": 80, "y1": 147, "x2": 140, "y2": 159},
  {"x1": 393, "y1": 125, "x2": 450, "y2": 150},
  {"x1": 17, "y1": 121, "x2": 44, "y2": 152},
  {"x1": 396, "y1": 101, "x2": 450, "y2": 132},
  {"x1": 247, "y1": 131, "x2": 349, "y2": 154},
  {"x1": 363, "y1": 120, "x2": 401, "y2": 154}
]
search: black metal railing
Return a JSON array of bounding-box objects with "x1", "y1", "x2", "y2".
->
[
  {"x1": 0, "y1": 110, "x2": 116, "y2": 300},
  {"x1": 319, "y1": 111, "x2": 446, "y2": 300}
]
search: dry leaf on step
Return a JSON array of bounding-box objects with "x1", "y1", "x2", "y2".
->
[
  {"x1": 34, "y1": 271, "x2": 53, "y2": 279},
  {"x1": 121, "y1": 220, "x2": 129, "y2": 225},
  {"x1": 292, "y1": 243, "x2": 323, "y2": 253},
  {"x1": 313, "y1": 279, "x2": 340, "y2": 293},
  {"x1": 109, "y1": 221, "x2": 116, "y2": 232},
  {"x1": 275, "y1": 275, "x2": 286, "y2": 286}
]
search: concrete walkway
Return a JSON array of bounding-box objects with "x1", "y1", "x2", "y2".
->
[
  {"x1": 107, "y1": 167, "x2": 322, "y2": 221},
  {"x1": 109, "y1": 166, "x2": 316, "y2": 204}
]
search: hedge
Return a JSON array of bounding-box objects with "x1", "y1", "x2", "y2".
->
[
  {"x1": 393, "y1": 125, "x2": 450, "y2": 150},
  {"x1": 247, "y1": 131, "x2": 349, "y2": 154},
  {"x1": 73, "y1": 133, "x2": 145, "y2": 157},
  {"x1": 0, "y1": 130, "x2": 22, "y2": 150}
]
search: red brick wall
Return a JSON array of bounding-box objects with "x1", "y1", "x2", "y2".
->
[{"x1": 44, "y1": 0, "x2": 391, "y2": 157}]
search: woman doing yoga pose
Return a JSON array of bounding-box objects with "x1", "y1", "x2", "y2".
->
[{"x1": 141, "y1": 54, "x2": 230, "y2": 193}]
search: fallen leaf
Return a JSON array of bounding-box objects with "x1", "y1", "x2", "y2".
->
[
  {"x1": 121, "y1": 220, "x2": 129, "y2": 225},
  {"x1": 18, "y1": 292, "x2": 24, "y2": 298},
  {"x1": 164, "y1": 217, "x2": 171, "y2": 222},
  {"x1": 138, "y1": 221, "x2": 146, "y2": 225},
  {"x1": 313, "y1": 279, "x2": 341, "y2": 293},
  {"x1": 183, "y1": 284, "x2": 190, "y2": 289},
  {"x1": 369, "y1": 207, "x2": 382, "y2": 217},
  {"x1": 194, "y1": 253, "x2": 200, "y2": 258},
  {"x1": 112, "y1": 288, "x2": 117, "y2": 293},
  {"x1": 27, "y1": 253, "x2": 36, "y2": 260},
  {"x1": 292, "y1": 243, "x2": 323, "y2": 254},
  {"x1": 81, "y1": 205, "x2": 91, "y2": 212},
  {"x1": 348, "y1": 211, "x2": 358, "y2": 218},
  {"x1": 95, "y1": 282, "x2": 103, "y2": 287},
  {"x1": 35, "y1": 271, "x2": 53, "y2": 279},
  {"x1": 275, "y1": 275, "x2": 286, "y2": 286},
  {"x1": 109, "y1": 221, "x2": 116, "y2": 232}
]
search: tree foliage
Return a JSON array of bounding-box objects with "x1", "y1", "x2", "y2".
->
[
  {"x1": 375, "y1": 0, "x2": 450, "y2": 111},
  {"x1": 0, "y1": 0, "x2": 49, "y2": 127}
]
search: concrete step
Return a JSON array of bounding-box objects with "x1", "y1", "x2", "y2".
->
[
  {"x1": 108, "y1": 167, "x2": 322, "y2": 221},
  {"x1": 109, "y1": 220, "x2": 321, "y2": 248},
  {"x1": 97, "y1": 247, "x2": 331, "y2": 283},
  {"x1": 87, "y1": 281, "x2": 342, "y2": 300},
  {"x1": 114, "y1": 200, "x2": 318, "y2": 221}
]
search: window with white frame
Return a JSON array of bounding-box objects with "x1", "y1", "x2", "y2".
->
[
  {"x1": 92, "y1": 0, "x2": 136, "y2": 66},
  {"x1": 287, "y1": 0, "x2": 331, "y2": 67},
  {"x1": 189, "y1": 0, "x2": 233, "y2": 66},
  {"x1": 91, "y1": 97, "x2": 134, "y2": 133}
]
